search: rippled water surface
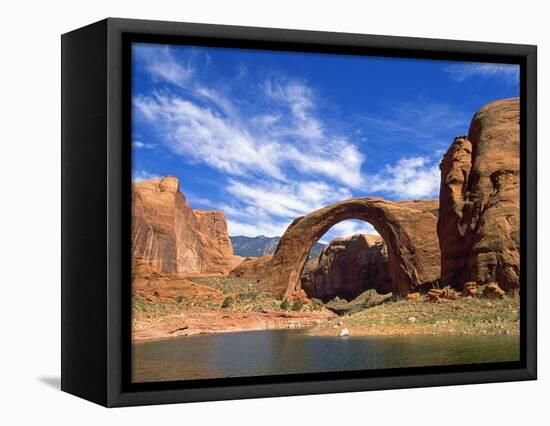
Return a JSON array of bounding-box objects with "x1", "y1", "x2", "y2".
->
[{"x1": 132, "y1": 330, "x2": 519, "y2": 383}]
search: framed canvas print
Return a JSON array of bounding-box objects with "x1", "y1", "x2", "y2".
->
[{"x1": 61, "y1": 18, "x2": 537, "y2": 407}]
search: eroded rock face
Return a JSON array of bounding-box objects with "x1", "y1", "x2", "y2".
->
[
  {"x1": 193, "y1": 210, "x2": 241, "y2": 273},
  {"x1": 264, "y1": 198, "x2": 441, "y2": 299},
  {"x1": 438, "y1": 98, "x2": 520, "y2": 291},
  {"x1": 132, "y1": 176, "x2": 242, "y2": 274},
  {"x1": 301, "y1": 234, "x2": 392, "y2": 301}
]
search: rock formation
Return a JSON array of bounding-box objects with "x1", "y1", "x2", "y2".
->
[
  {"x1": 132, "y1": 176, "x2": 242, "y2": 274},
  {"x1": 438, "y1": 98, "x2": 520, "y2": 291},
  {"x1": 264, "y1": 198, "x2": 441, "y2": 299},
  {"x1": 301, "y1": 234, "x2": 392, "y2": 301},
  {"x1": 323, "y1": 289, "x2": 393, "y2": 316},
  {"x1": 230, "y1": 254, "x2": 273, "y2": 277}
]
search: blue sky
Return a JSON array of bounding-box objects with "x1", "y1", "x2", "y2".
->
[{"x1": 131, "y1": 43, "x2": 519, "y2": 242}]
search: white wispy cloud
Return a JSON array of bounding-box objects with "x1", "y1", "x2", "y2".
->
[
  {"x1": 320, "y1": 220, "x2": 378, "y2": 244},
  {"x1": 359, "y1": 102, "x2": 468, "y2": 143},
  {"x1": 133, "y1": 45, "x2": 450, "y2": 243},
  {"x1": 368, "y1": 156, "x2": 440, "y2": 199},
  {"x1": 133, "y1": 47, "x2": 368, "y2": 239},
  {"x1": 223, "y1": 178, "x2": 353, "y2": 237},
  {"x1": 330, "y1": 220, "x2": 377, "y2": 236},
  {"x1": 134, "y1": 94, "x2": 285, "y2": 180},
  {"x1": 224, "y1": 153, "x2": 440, "y2": 238},
  {"x1": 444, "y1": 63, "x2": 519, "y2": 84},
  {"x1": 132, "y1": 170, "x2": 161, "y2": 182},
  {"x1": 183, "y1": 191, "x2": 215, "y2": 208},
  {"x1": 227, "y1": 218, "x2": 290, "y2": 239},
  {"x1": 262, "y1": 78, "x2": 323, "y2": 140},
  {"x1": 132, "y1": 140, "x2": 156, "y2": 150},
  {"x1": 393, "y1": 102, "x2": 469, "y2": 135},
  {"x1": 135, "y1": 44, "x2": 194, "y2": 87},
  {"x1": 223, "y1": 177, "x2": 387, "y2": 241},
  {"x1": 236, "y1": 63, "x2": 247, "y2": 80},
  {"x1": 134, "y1": 79, "x2": 365, "y2": 188},
  {"x1": 226, "y1": 179, "x2": 351, "y2": 220}
]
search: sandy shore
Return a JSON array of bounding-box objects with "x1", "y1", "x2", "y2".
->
[{"x1": 133, "y1": 309, "x2": 335, "y2": 341}]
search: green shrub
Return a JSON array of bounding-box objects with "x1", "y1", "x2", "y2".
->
[
  {"x1": 238, "y1": 291, "x2": 258, "y2": 301},
  {"x1": 221, "y1": 296, "x2": 233, "y2": 309},
  {"x1": 280, "y1": 299, "x2": 290, "y2": 310},
  {"x1": 291, "y1": 299, "x2": 303, "y2": 311},
  {"x1": 175, "y1": 295, "x2": 184, "y2": 303},
  {"x1": 309, "y1": 298, "x2": 324, "y2": 311}
]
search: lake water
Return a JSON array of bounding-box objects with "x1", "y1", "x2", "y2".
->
[{"x1": 132, "y1": 330, "x2": 519, "y2": 383}]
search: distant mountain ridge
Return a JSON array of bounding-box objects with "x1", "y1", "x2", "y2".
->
[{"x1": 230, "y1": 235, "x2": 326, "y2": 258}]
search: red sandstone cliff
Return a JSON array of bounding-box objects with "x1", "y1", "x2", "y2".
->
[
  {"x1": 438, "y1": 98, "x2": 520, "y2": 291},
  {"x1": 132, "y1": 176, "x2": 242, "y2": 274}
]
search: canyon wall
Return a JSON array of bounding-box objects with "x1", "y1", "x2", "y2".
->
[
  {"x1": 301, "y1": 234, "x2": 392, "y2": 301},
  {"x1": 132, "y1": 176, "x2": 242, "y2": 274},
  {"x1": 438, "y1": 98, "x2": 520, "y2": 291}
]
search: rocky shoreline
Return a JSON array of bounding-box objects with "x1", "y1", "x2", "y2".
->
[
  {"x1": 133, "y1": 309, "x2": 335, "y2": 342},
  {"x1": 131, "y1": 274, "x2": 336, "y2": 342},
  {"x1": 132, "y1": 274, "x2": 519, "y2": 342}
]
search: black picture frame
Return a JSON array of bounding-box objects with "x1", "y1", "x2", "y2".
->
[{"x1": 61, "y1": 17, "x2": 537, "y2": 407}]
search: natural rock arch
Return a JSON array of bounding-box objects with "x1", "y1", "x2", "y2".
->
[{"x1": 263, "y1": 197, "x2": 441, "y2": 299}]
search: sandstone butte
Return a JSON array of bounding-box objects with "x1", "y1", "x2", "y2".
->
[
  {"x1": 438, "y1": 97, "x2": 520, "y2": 291},
  {"x1": 132, "y1": 176, "x2": 242, "y2": 274},
  {"x1": 301, "y1": 234, "x2": 392, "y2": 301},
  {"x1": 263, "y1": 198, "x2": 441, "y2": 300}
]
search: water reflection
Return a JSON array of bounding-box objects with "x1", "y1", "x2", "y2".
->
[{"x1": 132, "y1": 330, "x2": 519, "y2": 383}]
